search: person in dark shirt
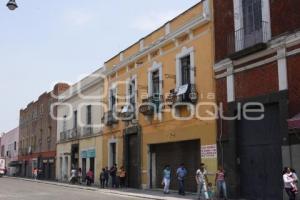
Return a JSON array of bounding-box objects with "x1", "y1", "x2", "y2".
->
[{"x1": 110, "y1": 164, "x2": 117, "y2": 188}]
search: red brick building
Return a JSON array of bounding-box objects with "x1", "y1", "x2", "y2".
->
[
  {"x1": 19, "y1": 83, "x2": 69, "y2": 180},
  {"x1": 213, "y1": 0, "x2": 300, "y2": 199}
]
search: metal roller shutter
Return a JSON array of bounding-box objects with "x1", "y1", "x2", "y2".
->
[{"x1": 151, "y1": 139, "x2": 200, "y2": 192}]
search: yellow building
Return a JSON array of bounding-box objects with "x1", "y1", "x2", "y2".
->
[{"x1": 101, "y1": 0, "x2": 217, "y2": 192}]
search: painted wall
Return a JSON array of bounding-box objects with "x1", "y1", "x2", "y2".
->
[
  {"x1": 101, "y1": 0, "x2": 217, "y2": 188},
  {"x1": 0, "y1": 127, "x2": 19, "y2": 176}
]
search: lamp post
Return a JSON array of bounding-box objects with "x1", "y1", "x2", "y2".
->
[{"x1": 6, "y1": 0, "x2": 18, "y2": 10}]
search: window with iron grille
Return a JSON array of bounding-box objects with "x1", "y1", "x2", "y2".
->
[
  {"x1": 110, "y1": 88, "x2": 116, "y2": 111},
  {"x1": 87, "y1": 105, "x2": 92, "y2": 125},
  {"x1": 74, "y1": 110, "x2": 78, "y2": 128},
  {"x1": 181, "y1": 55, "x2": 191, "y2": 85},
  {"x1": 152, "y1": 70, "x2": 160, "y2": 97},
  {"x1": 129, "y1": 79, "x2": 136, "y2": 118}
]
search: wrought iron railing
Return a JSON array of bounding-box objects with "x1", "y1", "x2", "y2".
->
[
  {"x1": 60, "y1": 128, "x2": 80, "y2": 142},
  {"x1": 102, "y1": 111, "x2": 118, "y2": 126},
  {"x1": 227, "y1": 21, "x2": 269, "y2": 55}
]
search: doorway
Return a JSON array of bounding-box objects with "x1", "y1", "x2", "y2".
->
[
  {"x1": 237, "y1": 104, "x2": 283, "y2": 200},
  {"x1": 109, "y1": 142, "x2": 116, "y2": 167},
  {"x1": 127, "y1": 134, "x2": 139, "y2": 188}
]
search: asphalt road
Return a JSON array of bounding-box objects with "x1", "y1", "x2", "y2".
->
[{"x1": 0, "y1": 177, "x2": 144, "y2": 200}]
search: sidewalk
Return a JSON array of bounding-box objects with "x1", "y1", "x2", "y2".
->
[{"x1": 7, "y1": 176, "x2": 196, "y2": 200}]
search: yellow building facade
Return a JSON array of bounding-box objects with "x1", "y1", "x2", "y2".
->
[{"x1": 101, "y1": 0, "x2": 217, "y2": 192}]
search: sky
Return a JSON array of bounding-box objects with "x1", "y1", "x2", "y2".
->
[{"x1": 0, "y1": 0, "x2": 200, "y2": 133}]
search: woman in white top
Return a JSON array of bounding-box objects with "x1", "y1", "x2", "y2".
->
[{"x1": 283, "y1": 167, "x2": 296, "y2": 200}]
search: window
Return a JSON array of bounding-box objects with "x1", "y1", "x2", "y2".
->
[
  {"x1": 87, "y1": 105, "x2": 92, "y2": 125},
  {"x1": 148, "y1": 62, "x2": 163, "y2": 113},
  {"x1": 176, "y1": 47, "x2": 195, "y2": 88},
  {"x1": 1, "y1": 145, "x2": 4, "y2": 157},
  {"x1": 233, "y1": 0, "x2": 271, "y2": 52},
  {"x1": 129, "y1": 79, "x2": 136, "y2": 116},
  {"x1": 152, "y1": 70, "x2": 160, "y2": 97},
  {"x1": 243, "y1": 0, "x2": 262, "y2": 34},
  {"x1": 63, "y1": 115, "x2": 67, "y2": 132},
  {"x1": 74, "y1": 110, "x2": 78, "y2": 128},
  {"x1": 181, "y1": 55, "x2": 191, "y2": 85},
  {"x1": 14, "y1": 141, "x2": 17, "y2": 151},
  {"x1": 109, "y1": 88, "x2": 117, "y2": 111}
]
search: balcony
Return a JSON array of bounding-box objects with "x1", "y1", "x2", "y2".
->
[
  {"x1": 119, "y1": 105, "x2": 135, "y2": 121},
  {"x1": 228, "y1": 21, "x2": 269, "y2": 60},
  {"x1": 166, "y1": 84, "x2": 198, "y2": 106},
  {"x1": 60, "y1": 128, "x2": 80, "y2": 142},
  {"x1": 139, "y1": 95, "x2": 163, "y2": 116},
  {"x1": 82, "y1": 126, "x2": 93, "y2": 137},
  {"x1": 102, "y1": 111, "x2": 118, "y2": 126}
]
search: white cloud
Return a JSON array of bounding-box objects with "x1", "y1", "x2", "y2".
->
[{"x1": 130, "y1": 9, "x2": 185, "y2": 32}]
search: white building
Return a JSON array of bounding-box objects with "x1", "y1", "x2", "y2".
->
[{"x1": 56, "y1": 68, "x2": 105, "y2": 183}]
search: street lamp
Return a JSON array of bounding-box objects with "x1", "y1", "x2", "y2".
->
[{"x1": 6, "y1": 0, "x2": 18, "y2": 10}]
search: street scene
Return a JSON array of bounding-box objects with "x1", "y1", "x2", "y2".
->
[{"x1": 1, "y1": 0, "x2": 300, "y2": 200}]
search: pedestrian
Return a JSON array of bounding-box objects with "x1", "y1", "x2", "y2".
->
[
  {"x1": 100, "y1": 168, "x2": 106, "y2": 188},
  {"x1": 110, "y1": 164, "x2": 117, "y2": 188},
  {"x1": 86, "y1": 168, "x2": 94, "y2": 186},
  {"x1": 207, "y1": 182, "x2": 214, "y2": 199},
  {"x1": 291, "y1": 168, "x2": 299, "y2": 193},
  {"x1": 104, "y1": 167, "x2": 109, "y2": 187},
  {"x1": 78, "y1": 168, "x2": 82, "y2": 185},
  {"x1": 33, "y1": 168, "x2": 38, "y2": 180},
  {"x1": 283, "y1": 167, "x2": 297, "y2": 200},
  {"x1": 196, "y1": 163, "x2": 209, "y2": 200},
  {"x1": 69, "y1": 168, "x2": 77, "y2": 184},
  {"x1": 215, "y1": 165, "x2": 228, "y2": 199},
  {"x1": 162, "y1": 165, "x2": 171, "y2": 194},
  {"x1": 119, "y1": 166, "x2": 126, "y2": 188},
  {"x1": 176, "y1": 163, "x2": 187, "y2": 196}
]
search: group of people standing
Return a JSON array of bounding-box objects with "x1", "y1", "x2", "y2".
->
[
  {"x1": 69, "y1": 164, "x2": 127, "y2": 189},
  {"x1": 283, "y1": 167, "x2": 298, "y2": 200},
  {"x1": 162, "y1": 163, "x2": 228, "y2": 200},
  {"x1": 99, "y1": 164, "x2": 126, "y2": 188}
]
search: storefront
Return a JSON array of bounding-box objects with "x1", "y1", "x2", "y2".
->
[{"x1": 80, "y1": 149, "x2": 96, "y2": 180}]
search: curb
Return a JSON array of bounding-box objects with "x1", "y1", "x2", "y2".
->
[{"x1": 4, "y1": 177, "x2": 194, "y2": 200}]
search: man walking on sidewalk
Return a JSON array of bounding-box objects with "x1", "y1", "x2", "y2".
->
[{"x1": 176, "y1": 163, "x2": 187, "y2": 196}]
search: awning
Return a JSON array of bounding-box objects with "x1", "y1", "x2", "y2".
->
[
  {"x1": 177, "y1": 84, "x2": 189, "y2": 96},
  {"x1": 121, "y1": 105, "x2": 129, "y2": 113},
  {"x1": 287, "y1": 113, "x2": 300, "y2": 129}
]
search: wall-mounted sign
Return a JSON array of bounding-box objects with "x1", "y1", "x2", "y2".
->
[
  {"x1": 87, "y1": 149, "x2": 96, "y2": 158},
  {"x1": 81, "y1": 149, "x2": 95, "y2": 158},
  {"x1": 201, "y1": 144, "x2": 217, "y2": 159}
]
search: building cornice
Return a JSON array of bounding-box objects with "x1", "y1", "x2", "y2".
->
[{"x1": 105, "y1": 14, "x2": 211, "y2": 76}]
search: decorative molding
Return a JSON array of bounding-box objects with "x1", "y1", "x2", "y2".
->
[
  {"x1": 215, "y1": 30, "x2": 300, "y2": 79},
  {"x1": 277, "y1": 47, "x2": 288, "y2": 91},
  {"x1": 148, "y1": 61, "x2": 163, "y2": 97},
  {"x1": 140, "y1": 40, "x2": 144, "y2": 51},
  {"x1": 105, "y1": 14, "x2": 210, "y2": 76},
  {"x1": 165, "y1": 23, "x2": 171, "y2": 35},
  {"x1": 226, "y1": 63, "x2": 235, "y2": 102}
]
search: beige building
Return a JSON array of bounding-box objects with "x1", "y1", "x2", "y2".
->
[{"x1": 56, "y1": 68, "x2": 105, "y2": 183}]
